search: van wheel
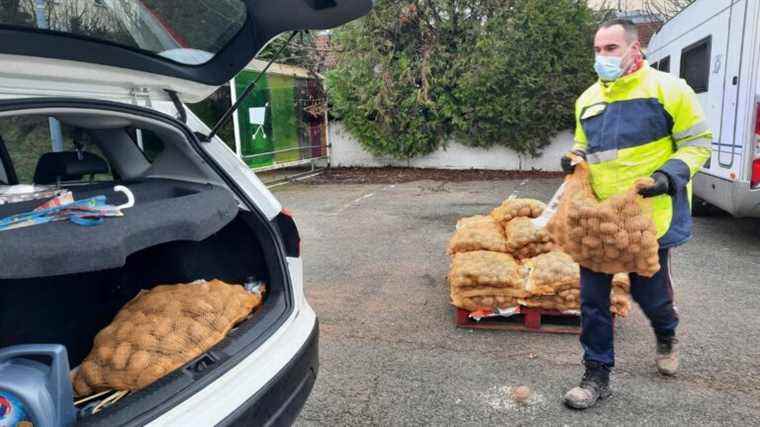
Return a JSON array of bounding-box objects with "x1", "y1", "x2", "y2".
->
[{"x1": 692, "y1": 196, "x2": 715, "y2": 217}]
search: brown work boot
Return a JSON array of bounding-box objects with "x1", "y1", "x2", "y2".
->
[
  {"x1": 656, "y1": 335, "x2": 679, "y2": 376},
  {"x1": 564, "y1": 362, "x2": 612, "y2": 410}
]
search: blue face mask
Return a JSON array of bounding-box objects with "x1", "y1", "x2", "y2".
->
[{"x1": 594, "y1": 55, "x2": 624, "y2": 81}]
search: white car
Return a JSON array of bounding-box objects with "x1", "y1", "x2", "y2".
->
[{"x1": 0, "y1": 0, "x2": 371, "y2": 426}]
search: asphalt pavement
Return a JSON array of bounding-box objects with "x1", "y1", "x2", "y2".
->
[{"x1": 272, "y1": 176, "x2": 760, "y2": 426}]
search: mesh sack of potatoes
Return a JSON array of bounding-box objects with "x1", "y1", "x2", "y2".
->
[
  {"x1": 455, "y1": 214, "x2": 494, "y2": 230},
  {"x1": 490, "y1": 198, "x2": 546, "y2": 227},
  {"x1": 72, "y1": 279, "x2": 264, "y2": 397},
  {"x1": 447, "y1": 215, "x2": 508, "y2": 255},
  {"x1": 546, "y1": 161, "x2": 660, "y2": 277},
  {"x1": 611, "y1": 288, "x2": 632, "y2": 317},
  {"x1": 522, "y1": 251, "x2": 580, "y2": 296},
  {"x1": 612, "y1": 272, "x2": 631, "y2": 293},
  {"x1": 448, "y1": 251, "x2": 524, "y2": 289},
  {"x1": 519, "y1": 288, "x2": 629, "y2": 314},
  {"x1": 504, "y1": 217, "x2": 554, "y2": 259},
  {"x1": 517, "y1": 294, "x2": 576, "y2": 311},
  {"x1": 451, "y1": 294, "x2": 520, "y2": 312},
  {"x1": 610, "y1": 273, "x2": 632, "y2": 317},
  {"x1": 558, "y1": 288, "x2": 581, "y2": 305},
  {"x1": 450, "y1": 286, "x2": 529, "y2": 312}
]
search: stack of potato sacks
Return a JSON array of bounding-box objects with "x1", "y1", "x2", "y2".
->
[{"x1": 447, "y1": 198, "x2": 633, "y2": 316}]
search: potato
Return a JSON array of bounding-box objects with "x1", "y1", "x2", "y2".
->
[
  {"x1": 587, "y1": 217, "x2": 601, "y2": 232},
  {"x1": 580, "y1": 206, "x2": 596, "y2": 218},
  {"x1": 636, "y1": 258, "x2": 651, "y2": 272},
  {"x1": 614, "y1": 230, "x2": 629, "y2": 248},
  {"x1": 604, "y1": 246, "x2": 620, "y2": 259},
  {"x1": 620, "y1": 252, "x2": 635, "y2": 263},
  {"x1": 582, "y1": 236, "x2": 602, "y2": 249},
  {"x1": 641, "y1": 230, "x2": 658, "y2": 246},
  {"x1": 623, "y1": 201, "x2": 641, "y2": 217},
  {"x1": 600, "y1": 222, "x2": 618, "y2": 234}
]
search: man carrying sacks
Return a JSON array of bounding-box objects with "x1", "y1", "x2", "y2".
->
[{"x1": 560, "y1": 19, "x2": 711, "y2": 409}]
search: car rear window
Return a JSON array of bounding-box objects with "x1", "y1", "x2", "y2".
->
[
  {"x1": 0, "y1": 116, "x2": 113, "y2": 184},
  {"x1": 127, "y1": 128, "x2": 165, "y2": 163},
  {"x1": 0, "y1": 0, "x2": 247, "y2": 65}
]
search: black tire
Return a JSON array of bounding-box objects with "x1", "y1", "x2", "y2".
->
[{"x1": 692, "y1": 195, "x2": 717, "y2": 217}]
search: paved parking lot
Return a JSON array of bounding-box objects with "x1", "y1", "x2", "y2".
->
[{"x1": 273, "y1": 175, "x2": 760, "y2": 426}]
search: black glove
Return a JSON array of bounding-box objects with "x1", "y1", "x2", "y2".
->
[
  {"x1": 639, "y1": 171, "x2": 671, "y2": 198},
  {"x1": 560, "y1": 150, "x2": 586, "y2": 174}
]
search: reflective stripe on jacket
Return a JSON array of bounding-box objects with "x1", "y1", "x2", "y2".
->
[{"x1": 573, "y1": 61, "x2": 712, "y2": 248}]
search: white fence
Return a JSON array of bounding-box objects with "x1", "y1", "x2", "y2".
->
[{"x1": 328, "y1": 122, "x2": 573, "y2": 171}]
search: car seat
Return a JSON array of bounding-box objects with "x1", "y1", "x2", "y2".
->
[{"x1": 33, "y1": 151, "x2": 109, "y2": 185}]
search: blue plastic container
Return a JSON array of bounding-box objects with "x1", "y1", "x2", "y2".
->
[{"x1": 0, "y1": 344, "x2": 76, "y2": 427}]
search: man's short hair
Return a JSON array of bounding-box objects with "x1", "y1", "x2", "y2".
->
[{"x1": 599, "y1": 18, "x2": 639, "y2": 43}]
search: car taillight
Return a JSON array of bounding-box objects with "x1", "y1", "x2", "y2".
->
[
  {"x1": 275, "y1": 209, "x2": 301, "y2": 257},
  {"x1": 752, "y1": 159, "x2": 760, "y2": 188},
  {"x1": 754, "y1": 103, "x2": 760, "y2": 188}
]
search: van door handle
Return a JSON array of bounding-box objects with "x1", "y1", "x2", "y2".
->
[{"x1": 732, "y1": 76, "x2": 738, "y2": 85}]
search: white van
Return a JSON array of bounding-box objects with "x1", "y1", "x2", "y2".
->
[
  {"x1": 647, "y1": 0, "x2": 760, "y2": 216},
  {"x1": 0, "y1": 1, "x2": 371, "y2": 426}
]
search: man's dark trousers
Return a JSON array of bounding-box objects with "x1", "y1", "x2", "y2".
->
[{"x1": 579, "y1": 248, "x2": 679, "y2": 367}]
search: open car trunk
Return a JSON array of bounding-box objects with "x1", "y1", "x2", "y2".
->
[
  {"x1": 0, "y1": 202, "x2": 274, "y2": 368},
  {"x1": 0, "y1": 105, "x2": 294, "y2": 425}
]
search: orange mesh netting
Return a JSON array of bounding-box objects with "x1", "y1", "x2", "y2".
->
[
  {"x1": 504, "y1": 217, "x2": 554, "y2": 259},
  {"x1": 522, "y1": 251, "x2": 580, "y2": 296},
  {"x1": 546, "y1": 160, "x2": 660, "y2": 277},
  {"x1": 611, "y1": 273, "x2": 632, "y2": 317},
  {"x1": 448, "y1": 251, "x2": 527, "y2": 311},
  {"x1": 72, "y1": 279, "x2": 264, "y2": 397},
  {"x1": 490, "y1": 198, "x2": 546, "y2": 227},
  {"x1": 448, "y1": 251, "x2": 524, "y2": 289},
  {"x1": 447, "y1": 215, "x2": 508, "y2": 254}
]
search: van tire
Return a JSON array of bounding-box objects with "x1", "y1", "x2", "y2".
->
[{"x1": 692, "y1": 196, "x2": 716, "y2": 217}]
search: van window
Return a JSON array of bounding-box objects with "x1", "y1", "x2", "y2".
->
[
  {"x1": 651, "y1": 61, "x2": 659, "y2": 70},
  {"x1": 658, "y1": 56, "x2": 670, "y2": 73},
  {"x1": 680, "y1": 37, "x2": 711, "y2": 93}
]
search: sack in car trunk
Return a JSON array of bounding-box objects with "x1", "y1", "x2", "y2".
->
[{"x1": 72, "y1": 279, "x2": 264, "y2": 397}]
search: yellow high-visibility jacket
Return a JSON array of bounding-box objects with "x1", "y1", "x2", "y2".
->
[{"x1": 573, "y1": 61, "x2": 711, "y2": 248}]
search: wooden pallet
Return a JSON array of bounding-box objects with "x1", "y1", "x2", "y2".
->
[{"x1": 454, "y1": 307, "x2": 584, "y2": 335}]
